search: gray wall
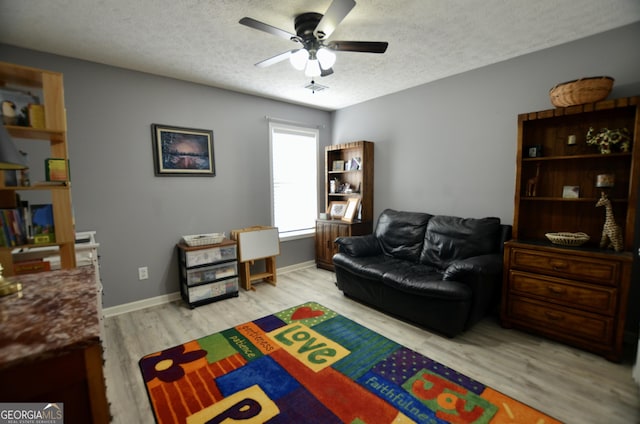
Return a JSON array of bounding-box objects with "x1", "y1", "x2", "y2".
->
[
  {"x1": 1, "y1": 45, "x2": 332, "y2": 308},
  {"x1": 2, "y1": 22, "x2": 639, "y2": 315},
  {"x1": 332, "y1": 22, "x2": 640, "y2": 330}
]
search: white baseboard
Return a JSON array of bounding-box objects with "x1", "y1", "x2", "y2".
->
[{"x1": 103, "y1": 261, "x2": 317, "y2": 317}]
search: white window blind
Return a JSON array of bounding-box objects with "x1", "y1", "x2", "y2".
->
[{"x1": 269, "y1": 122, "x2": 319, "y2": 238}]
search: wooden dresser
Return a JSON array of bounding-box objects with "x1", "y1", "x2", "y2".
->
[
  {"x1": 0, "y1": 267, "x2": 110, "y2": 423},
  {"x1": 502, "y1": 241, "x2": 632, "y2": 361}
]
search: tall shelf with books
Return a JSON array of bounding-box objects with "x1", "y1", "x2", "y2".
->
[
  {"x1": 315, "y1": 141, "x2": 374, "y2": 270},
  {"x1": 0, "y1": 61, "x2": 75, "y2": 276}
]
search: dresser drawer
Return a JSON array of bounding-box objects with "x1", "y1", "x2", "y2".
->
[
  {"x1": 510, "y1": 248, "x2": 619, "y2": 285},
  {"x1": 506, "y1": 296, "x2": 614, "y2": 345},
  {"x1": 509, "y1": 271, "x2": 617, "y2": 315}
]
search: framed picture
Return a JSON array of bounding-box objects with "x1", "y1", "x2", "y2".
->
[
  {"x1": 341, "y1": 197, "x2": 360, "y2": 222},
  {"x1": 152, "y1": 124, "x2": 215, "y2": 176},
  {"x1": 526, "y1": 145, "x2": 543, "y2": 158},
  {"x1": 562, "y1": 185, "x2": 580, "y2": 198},
  {"x1": 327, "y1": 201, "x2": 348, "y2": 219},
  {"x1": 332, "y1": 160, "x2": 345, "y2": 171}
]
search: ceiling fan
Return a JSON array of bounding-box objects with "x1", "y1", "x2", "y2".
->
[{"x1": 239, "y1": 0, "x2": 388, "y2": 78}]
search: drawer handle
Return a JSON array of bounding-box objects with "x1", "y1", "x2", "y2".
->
[
  {"x1": 550, "y1": 261, "x2": 568, "y2": 271},
  {"x1": 544, "y1": 311, "x2": 564, "y2": 321},
  {"x1": 547, "y1": 286, "x2": 566, "y2": 295}
]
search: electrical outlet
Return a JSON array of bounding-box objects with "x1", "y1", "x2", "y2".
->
[{"x1": 138, "y1": 266, "x2": 149, "y2": 280}]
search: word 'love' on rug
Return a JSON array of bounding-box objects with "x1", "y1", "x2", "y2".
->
[{"x1": 139, "y1": 302, "x2": 559, "y2": 424}]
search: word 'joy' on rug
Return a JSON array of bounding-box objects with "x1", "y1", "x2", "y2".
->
[{"x1": 139, "y1": 301, "x2": 560, "y2": 424}]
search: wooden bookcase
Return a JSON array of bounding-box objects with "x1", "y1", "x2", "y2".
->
[
  {"x1": 316, "y1": 141, "x2": 374, "y2": 270},
  {"x1": 501, "y1": 96, "x2": 639, "y2": 361},
  {"x1": 0, "y1": 61, "x2": 76, "y2": 275}
]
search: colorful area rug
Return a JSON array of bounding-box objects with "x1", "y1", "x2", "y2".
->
[{"x1": 139, "y1": 302, "x2": 559, "y2": 424}]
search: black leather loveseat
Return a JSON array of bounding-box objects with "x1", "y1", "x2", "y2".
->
[{"x1": 333, "y1": 209, "x2": 511, "y2": 337}]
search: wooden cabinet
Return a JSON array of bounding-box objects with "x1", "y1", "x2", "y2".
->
[
  {"x1": 501, "y1": 97, "x2": 640, "y2": 361},
  {"x1": 177, "y1": 239, "x2": 239, "y2": 308},
  {"x1": 0, "y1": 61, "x2": 76, "y2": 276},
  {"x1": 315, "y1": 219, "x2": 372, "y2": 271},
  {"x1": 316, "y1": 141, "x2": 374, "y2": 270}
]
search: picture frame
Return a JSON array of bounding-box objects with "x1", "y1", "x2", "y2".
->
[
  {"x1": 341, "y1": 197, "x2": 360, "y2": 222},
  {"x1": 526, "y1": 145, "x2": 543, "y2": 158},
  {"x1": 152, "y1": 124, "x2": 215, "y2": 176},
  {"x1": 332, "y1": 160, "x2": 345, "y2": 171},
  {"x1": 562, "y1": 185, "x2": 580, "y2": 198},
  {"x1": 327, "y1": 201, "x2": 348, "y2": 219}
]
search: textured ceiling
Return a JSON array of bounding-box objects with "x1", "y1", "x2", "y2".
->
[{"x1": 1, "y1": 0, "x2": 639, "y2": 111}]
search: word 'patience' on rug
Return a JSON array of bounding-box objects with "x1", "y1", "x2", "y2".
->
[{"x1": 139, "y1": 301, "x2": 560, "y2": 424}]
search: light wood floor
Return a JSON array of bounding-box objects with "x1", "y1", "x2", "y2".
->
[{"x1": 103, "y1": 265, "x2": 640, "y2": 423}]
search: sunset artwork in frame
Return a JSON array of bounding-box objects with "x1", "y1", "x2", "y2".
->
[{"x1": 152, "y1": 124, "x2": 215, "y2": 176}]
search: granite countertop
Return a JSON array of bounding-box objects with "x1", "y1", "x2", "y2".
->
[{"x1": 0, "y1": 266, "x2": 100, "y2": 370}]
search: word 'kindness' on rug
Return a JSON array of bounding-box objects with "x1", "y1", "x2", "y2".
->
[{"x1": 139, "y1": 302, "x2": 560, "y2": 424}]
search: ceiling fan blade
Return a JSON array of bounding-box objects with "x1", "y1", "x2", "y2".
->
[
  {"x1": 255, "y1": 50, "x2": 294, "y2": 68},
  {"x1": 321, "y1": 68, "x2": 334, "y2": 77},
  {"x1": 327, "y1": 41, "x2": 389, "y2": 53},
  {"x1": 239, "y1": 17, "x2": 296, "y2": 40},
  {"x1": 314, "y1": 0, "x2": 356, "y2": 39}
]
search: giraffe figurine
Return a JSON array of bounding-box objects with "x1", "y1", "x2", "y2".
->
[
  {"x1": 595, "y1": 192, "x2": 623, "y2": 252},
  {"x1": 525, "y1": 163, "x2": 541, "y2": 197}
]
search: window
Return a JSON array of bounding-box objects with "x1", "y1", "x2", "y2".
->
[{"x1": 269, "y1": 122, "x2": 319, "y2": 239}]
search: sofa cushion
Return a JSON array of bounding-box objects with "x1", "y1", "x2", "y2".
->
[
  {"x1": 333, "y1": 253, "x2": 409, "y2": 281},
  {"x1": 381, "y1": 264, "x2": 471, "y2": 300},
  {"x1": 419, "y1": 215, "x2": 501, "y2": 269},
  {"x1": 375, "y1": 209, "x2": 432, "y2": 262}
]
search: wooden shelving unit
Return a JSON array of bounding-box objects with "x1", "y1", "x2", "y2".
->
[
  {"x1": 0, "y1": 61, "x2": 76, "y2": 275},
  {"x1": 316, "y1": 141, "x2": 374, "y2": 270},
  {"x1": 501, "y1": 96, "x2": 639, "y2": 361}
]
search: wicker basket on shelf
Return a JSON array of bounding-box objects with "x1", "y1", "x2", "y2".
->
[
  {"x1": 545, "y1": 232, "x2": 590, "y2": 246},
  {"x1": 549, "y1": 76, "x2": 614, "y2": 107},
  {"x1": 182, "y1": 233, "x2": 225, "y2": 246}
]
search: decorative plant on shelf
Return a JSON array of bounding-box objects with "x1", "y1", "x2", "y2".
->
[{"x1": 586, "y1": 127, "x2": 631, "y2": 154}]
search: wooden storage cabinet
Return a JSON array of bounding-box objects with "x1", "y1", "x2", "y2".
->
[
  {"x1": 177, "y1": 239, "x2": 239, "y2": 308},
  {"x1": 316, "y1": 141, "x2": 374, "y2": 270},
  {"x1": 315, "y1": 219, "x2": 372, "y2": 271},
  {"x1": 0, "y1": 61, "x2": 76, "y2": 275},
  {"x1": 503, "y1": 242, "x2": 631, "y2": 359},
  {"x1": 501, "y1": 97, "x2": 639, "y2": 361}
]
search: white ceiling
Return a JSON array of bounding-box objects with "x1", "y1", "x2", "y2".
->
[{"x1": 1, "y1": 0, "x2": 639, "y2": 111}]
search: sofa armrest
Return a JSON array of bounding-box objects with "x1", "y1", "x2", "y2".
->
[
  {"x1": 443, "y1": 253, "x2": 503, "y2": 327},
  {"x1": 335, "y1": 234, "x2": 382, "y2": 257},
  {"x1": 443, "y1": 254, "x2": 503, "y2": 281}
]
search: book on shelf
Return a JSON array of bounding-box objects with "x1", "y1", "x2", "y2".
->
[
  {"x1": 13, "y1": 259, "x2": 51, "y2": 275},
  {"x1": 0, "y1": 208, "x2": 28, "y2": 247},
  {"x1": 31, "y1": 204, "x2": 55, "y2": 244},
  {"x1": 45, "y1": 158, "x2": 70, "y2": 182}
]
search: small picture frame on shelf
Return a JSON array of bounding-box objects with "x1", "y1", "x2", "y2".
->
[
  {"x1": 526, "y1": 145, "x2": 543, "y2": 158},
  {"x1": 327, "y1": 201, "x2": 348, "y2": 219},
  {"x1": 332, "y1": 160, "x2": 345, "y2": 171},
  {"x1": 350, "y1": 157, "x2": 361, "y2": 170},
  {"x1": 341, "y1": 197, "x2": 360, "y2": 223},
  {"x1": 562, "y1": 185, "x2": 580, "y2": 199}
]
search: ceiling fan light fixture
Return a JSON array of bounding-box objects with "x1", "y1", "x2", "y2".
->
[
  {"x1": 289, "y1": 49, "x2": 308, "y2": 70},
  {"x1": 317, "y1": 48, "x2": 336, "y2": 70},
  {"x1": 305, "y1": 58, "x2": 321, "y2": 77}
]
